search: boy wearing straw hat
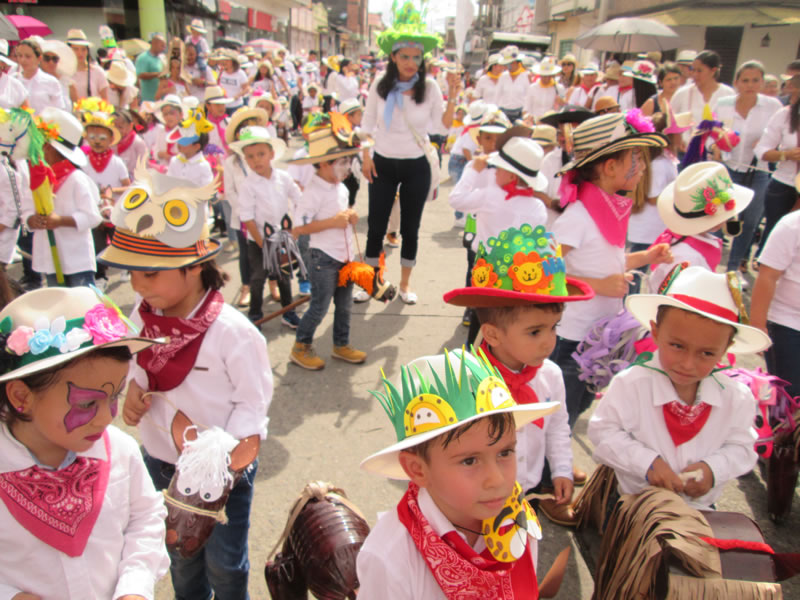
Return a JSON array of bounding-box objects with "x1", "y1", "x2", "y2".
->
[
  {"x1": 523, "y1": 57, "x2": 563, "y2": 121},
  {"x1": 357, "y1": 349, "x2": 559, "y2": 596},
  {"x1": 588, "y1": 265, "x2": 771, "y2": 509}
]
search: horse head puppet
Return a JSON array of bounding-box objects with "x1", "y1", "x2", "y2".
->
[
  {"x1": 0, "y1": 107, "x2": 45, "y2": 164},
  {"x1": 263, "y1": 214, "x2": 308, "y2": 281},
  {"x1": 164, "y1": 410, "x2": 260, "y2": 558}
]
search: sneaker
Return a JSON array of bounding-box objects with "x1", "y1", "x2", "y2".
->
[
  {"x1": 462, "y1": 308, "x2": 472, "y2": 328},
  {"x1": 298, "y1": 281, "x2": 311, "y2": 296},
  {"x1": 385, "y1": 232, "x2": 400, "y2": 248},
  {"x1": 332, "y1": 344, "x2": 367, "y2": 364},
  {"x1": 353, "y1": 289, "x2": 370, "y2": 303},
  {"x1": 290, "y1": 342, "x2": 325, "y2": 370},
  {"x1": 281, "y1": 311, "x2": 301, "y2": 329}
]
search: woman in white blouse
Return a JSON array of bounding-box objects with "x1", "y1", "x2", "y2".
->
[
  {"x1": 754, "y1": 73, "x2": 800, "y2": 252},
  {"x1": 13, "y1": 40, "x2": 65, "y2": 113},
  {"x1": 333, "y1": 58, "x2": 360, "y2": 102},
  {"x1": 712, "y1": 60, "x2": 782, "y2": 275},
  {"x1": 362, "y1": 47, "x2": 459, "y2": 304},
  {"x1": 671, "y1": 50, "x2": 734, "y2": 142}
]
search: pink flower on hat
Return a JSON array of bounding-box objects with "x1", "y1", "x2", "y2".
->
[
  {"x1": 7, "y1": 326, "x2": 34, "y2": 356},
  {"x1": 703, "y1": 187, "x2": 715, "y2": 201},
  {"x1": 83, "y1": 304, "x2": 127, "y2": 344},
  {"x1": 704, "y1": 204, "x2": 717, "y2": 215},
  {"x1": 724, "y1": 200, "x2": 736, "y2": 211}
]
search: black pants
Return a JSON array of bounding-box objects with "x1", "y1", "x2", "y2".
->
[
  {"x1": 290, "y1": 95, "x2": 303, "y2": 130},
  {"x1": 343, "y1": 172, "x2": 359, "y2": 207},
  {"x1": 760, "y1": 179, "x2": 797, "y2": 255},
  {"x1": 366, "y1": 153, "x2": 431, "y2": 267},
  {"x1": 247, "y1": 240, "x2": 292, "y2": 321},
  {"x1": 92, "y1": 225, "x2": 112, "y2": 280}
]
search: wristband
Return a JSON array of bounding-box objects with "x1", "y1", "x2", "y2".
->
[{"x1": 780, "y1": 151, "x2": 786, "y2": 161}]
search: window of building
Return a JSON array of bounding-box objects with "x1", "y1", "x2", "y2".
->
[{"x1": 559, "y1": 40, "x2": 573, "y2": 58}]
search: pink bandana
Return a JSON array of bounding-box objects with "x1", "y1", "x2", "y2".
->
[
  {"x1": 560, "y1": 174, "x2": 632, "y2": 247},
  {"x1": 0, "y1": 433, "x2": 110, "y2": 557},
  {"x1": 652, "y1": 230, "x2": 722, "y2": 272}
]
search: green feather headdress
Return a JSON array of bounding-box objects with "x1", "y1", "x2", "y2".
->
[{"x1": 377, "y1": 0, "x2": 442, "y2": 58}]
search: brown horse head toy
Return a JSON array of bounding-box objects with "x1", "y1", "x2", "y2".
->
[{"x1": 164, "y1": 410, "x2": 260, "y2": 558}]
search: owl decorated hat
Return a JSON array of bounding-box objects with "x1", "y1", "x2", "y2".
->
[
  {"x1": 98, "y1": 161, "x2": 221, "y2": 270},
  {"x1": 444, "y1": 224, "x2": 594, "y2": 308},
  {"x1": 361, "y1": 349, "x2": 559, "y2": 479}
]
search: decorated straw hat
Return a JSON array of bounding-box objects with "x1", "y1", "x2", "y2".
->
[
  {"x1": 626, "y1": 265, "x2": 770, "y2": 354},
  {"x1": 39, "y1": 107, "x2": 87, "y2": 168},
  {"x1": 287, "y1": 113, "x2": 373, "y2": 165},
  {"x1": 376, "y1": 1, "x2": 442, "y2": 57},
  {"x1": 248, "y1": 92, "x2": 280, "y2": 115},
  {"x1": 360, "y1": 349, "x2": 559, "y2": 479},
  {"x1": 83, "y1": 111, "x2": 122, "y2": 147},
  {"x1": 469, "y1": 106, "x2": 511, "y2": 144},
  {"x1": 631, "y1": 60, "x2": 657, "y2": 84},
  {"x1": 444, "y1": 224, "x2": 594, "y2": 308},
  {"x1": 226, "y1": 106, "x2": 269, "y2": 145},
  {"x1": 213, "y1": 48, "x2": 239, "y2": 66},
  {"x1": 486, "y1": 53, "x2": 503, "y2": 68},
  {"x1": 105, "y1": 59, "x2": 136, "y2": 88},
  {"x1": 203, "y1": 85, "x2": 233, "y2": 105},
  {"x1": 186, "y1": 18, "x2": 207, "y2": 35},
  {"x1": 558, "y1": 112, "x2": 667, "y2": 174},
  {"x1": 229, "y1": 125, "x2": 287, "y2": 161},
  {"x1": 39, "y1": 39, "x2": 77, "y2": 78},
  {"x1": 98, "y1": 163, "x2": 221, "y2": 271},
  {"x1": 66, "y1": 29, "x2": 93, "y2": 47},
  {"x1": 531, "y1": 124, "x2": 557, "y2": 146},
  {"x1": 676, "y1": 50, "x2": 697, "y2": 64},
  {"x1": 487, "y1": 135, "x2": 548, "y2": 191},
  {"x1": 580, "y1": 63, "x2": 599, "y2": 75},
  {"x1": 657, "y1": 161, "x2": 753, "y2": 237},
  {"x1": 0, "y1": 286, "x2": 159, "y2": 383},
  {"x1": 533, "y1": 57, "x2": 561, "y2": 77},
  {"x1": 464, "y1": 100, "x2": 489, "y2": 124}
]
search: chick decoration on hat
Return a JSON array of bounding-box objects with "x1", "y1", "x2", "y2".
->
[
  {"x1": 73, "y1": 97, "x2": 115, "y2": 122},
  {"x1": 679, "y1": 104, "x2": 740, "y2": 171},
  {"x1": 444, "y1": 224, "x2": 594, "y2": 307},
  {"x1": 376, "y1": 1, "x2": 442, "y2": 57},
  {"x1": 172, "y1": 106, "x2": 214, "y2": 147}
]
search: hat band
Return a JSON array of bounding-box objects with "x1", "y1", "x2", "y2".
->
[
  {"x1": 55, "y1": 135, "x2": 80, "y2": 151},
  {"x1": 673, "y1": 204, "x2": 711, "y2": 219},
  {"x1": 670, "y1": 293, "x2": 739, "y2": 323},
  {"x1": 498, "y1": 147, "x2": 539, "y2": 178},
  {"x1": 392, "y1": 41, "x2": 424, "y2": 53},
  {"x1": 111, "y1": 229, "x2": 210, "y2": 258}
]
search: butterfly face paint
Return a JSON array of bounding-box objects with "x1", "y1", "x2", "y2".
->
[
  {"x1": 622, "y1": 148, "x2": 644, "y2": 190},
  {"x1": 63, "y1": 376, "x2": 126, "y2": 432}
]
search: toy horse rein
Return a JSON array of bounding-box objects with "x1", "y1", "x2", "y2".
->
[{"x1": 162, "y1": 489, "x2": 228, "y2": 523}]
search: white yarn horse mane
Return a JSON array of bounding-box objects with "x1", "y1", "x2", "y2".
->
[{"x1": 175, "y1": 426, "x2": 239, "y2": 494}]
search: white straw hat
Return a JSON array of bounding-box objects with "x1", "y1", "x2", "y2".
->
[
  {"x1": 229, "y1": 125, "x2": 287, "y2": 161},
  {"x1": 106, "y1": 59, "x2": 136, "y2": 88},
  {"x1": 39, "y1": 107, "x2": 87, "y2": 167},
  {"x1": 533, "y1": 57, "x2": 561, "y2": 77},
  {"x1": 487, "y1": 136, "x2": 548, "y2": 192}
]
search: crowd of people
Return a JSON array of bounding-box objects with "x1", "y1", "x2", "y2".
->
[{"x1": 0, "y1": 4, "x2": 799, "y2": 598}]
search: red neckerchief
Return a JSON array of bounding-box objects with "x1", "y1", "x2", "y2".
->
[
  {"x1": 51, "y1": 159, "x2": 77, "y2": 193},
  {"x1": 207, "y1": 112, "x2": 228, "y2": 150},
  {"x1": 559, "y1": 176, "x2": 631, "y2": 248},
  {"x1": 85, "y1": 148, "x2": 113, "y2": 173},
  {"x1": 619, "y1": 85, "x2": 633, "y2": 93},
  {"x1": 580, "y1": 82, "x2": 594, "y2": 93},
  {"x1": 662, "y1": 400, "x2": 712, "y2": 446},
  {"x1": 396, "y1": 482, "x2": 538, "y2": 600},
  {"x1": 481, "y1": 341, "x2": 543, "y2": 428},
  {"x1": 652, "y1": 230, "x2": 722, "y2": 272},
  {"x1": 116, "y1": 129, "x2": 136, "y2": 155},
  {"x1": 136, "y1": 290, "x2": 224, "y2": 392},
  {"x1": 0, "y1": 432, "x2": 110, "y2": 557},
  {"x1": 28, "y1": 162, "x2": 55, "y2": 190},
  {"x1": 461, "y1": 123, "x2": 480, "y2": 137},
  {"x1": 500, "y1": 182, "x2": 535, "y2": 201}
]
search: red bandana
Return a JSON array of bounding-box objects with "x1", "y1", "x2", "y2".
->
[
  {"x1": 500, "y1": 182, "x2": 535, "y2": 201},
  {"x1": 136, "y1": 290, "x2": 224, "y2": 391},
  {"x1": 662, "y1": 400, "x2": 712, "y2": 446},
  {"x1": 85, "y1": 148, "x2": 113, "y2": 174},
  {"x1": 481, "y1": 341, "x2": 543, "y2": 428},
  {"x1": 580, "y1": 82, "x2": 595, "y2": 93},
  {"x1": 618, "y1": 85, "x2": 633, "y2": 93},
  {"x1": 116, "y1": 130, "x2": 136, "y2": 155},
  {"x1": 0, "y1": 433, "x2": 110, "y2": 557},
  {"x1": 51, "y1": 159, "x2": 77, "y2": 193},
  {"x1": 207, "y1": 112, "x2": 228, "y2": 150},
  {"x1": 396, "y1": 482, "x2": 538, "y2": 600}
]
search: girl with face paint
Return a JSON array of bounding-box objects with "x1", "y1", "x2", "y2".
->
[{"x1": 0, "y1": 286, "x2": 169, "y2": 599}]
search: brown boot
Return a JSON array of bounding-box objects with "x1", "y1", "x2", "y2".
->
[
  {"x1": 332, "y1": 345, "x2": 367, "y2": 364},
  {"x1": 573, "y1": 466, "x2": 587, "y2": 486},
  {"x1": 290, "y1": 342, "x2": 325, "y2": 370},
  {"x1": 538, "y1": 499, "x2": 579, "y2": 527}
]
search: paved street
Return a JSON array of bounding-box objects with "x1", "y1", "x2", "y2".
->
[{"x1": 60, "y1": 144, "x2": 799, "y2": 599}]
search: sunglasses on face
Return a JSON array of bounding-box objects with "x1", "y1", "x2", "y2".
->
[
  {"x1": 43, "y1": 55, "x2": 60, "y2": 63},
  {"x1": 87, "y1": 133, "x2": 109, "y2": 142}
]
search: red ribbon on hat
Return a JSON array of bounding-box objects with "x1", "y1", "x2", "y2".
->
[{"x1": 669, "y1": 294, "x2": 738, "y2": 323}]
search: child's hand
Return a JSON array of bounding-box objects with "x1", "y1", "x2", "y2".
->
[
  {"x1": 332, "y1": 211, "x2": 351, "y2": 229},
  {"x1": 122, "y1": 380, "x2": 150, "y2": 427},
  {"x1": 596, "y1": 272, "x2": 633, "y2": 297},
  {"x1": 472, "y1": 155, "x2": 489, "y2": 171},
  {"x1": 646, "y1": 243, "x2": 673, "y2": 266},
  {"x1": 681, "y1": 462, "x2": 714, "y2": 498},
  {"x1": 646, "y1": 456, "x2": 684, "y2": 494},
  {"x1": 552, "y1": 476, "x2": 574, "y2": 505},
  {"x1": 346, "y1": 209, "x2": 358, "y2": 225},
  {"x1": 12, "y1": 593, "x2": 41, "y2": 600},
  {"x1": 43, "y1": 214, "x2": 64, "y2": 229}
]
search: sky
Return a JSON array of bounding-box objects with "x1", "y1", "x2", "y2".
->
[{"x1": 368, "y1": 0, "x2": 475, "y2": 33}]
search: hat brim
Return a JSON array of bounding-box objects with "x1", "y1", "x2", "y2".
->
[
  {"x1": 377, "y1": 33, "x2": 441, "y2": 58},
  {"x1": 469, "y1": 124, "x2": 507, "y2": 145},
  {"x1": 229, "y1": 136, "x2": 287, "y2": 161},
  {"x1": 0, "y1": 337, "x2": 160, "y2": 383},
  {"x1": 538, "y1": 107, "x2": 595, "y2": 126},
  {"x1": 225, "y1": 107, "x2": 268, "y2": 145},
  {"x1": 98, "y1": 237, "x2": 222, "y2": 271},
  {"x1": 186, "y1": 24, "x2": 208, "y2": 34},
  {"x1": 533, "y1": 66, "x2": 561, "y2": 76},
  {"x1": 85, "y1": 123, "x2": 122, "y2": 147},
  {"x1": 625, "y1": 294, "x2": 771, "y2": 354},
  {"x1": 360, "y1": 401, "x2": 560, "y2": 479},
  {"x1": 443, "y1": 278, "x2": 595, "y2": 307},
  {"x1": 107, "y1": 69, "x2": 137, "y2": 88},
  {"x1": 286, "y1": 145, "x2": 365, "y2": 165},
  {"x1": 51, "y1": 140, "x2": 87, "y2": 168},
  {"x1": 656, "y1": 179, "x2": 754, "y2": 236},
  {"x1": 67, "y1": 40, "x2": 93, "y2": 48},
  {"x1": 559, "y1": 132, "x2": 667, "y2": 174},
  {"x1": 487, "y1": 152, "x2": 548, "y2": 192}
]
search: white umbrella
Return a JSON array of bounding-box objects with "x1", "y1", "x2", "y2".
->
[
  {"x1": 0, "y1": 15, "x2": 20, "y2": 41},
  {"x1": 575, "y1": 17, "x2": 680, "y2": 53}
]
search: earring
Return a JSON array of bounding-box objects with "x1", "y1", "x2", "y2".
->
[{"x1": 15, "y1": 405, "x2": 23, "y2": 412}]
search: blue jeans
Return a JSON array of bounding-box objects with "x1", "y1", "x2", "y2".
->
[
  {"x1": 448, "y1": 154, "x2": 468, "y2": 219},
  {"x1": 551, "y1": 336, "x2": 595, "y2": 428},
  {"x1": 296, "y1": 248, "x2": 352, "y2": 346},
  {"x1": 759, "y1": 179, "x2": 797, "y2": 256},
  {"x1": 143, "y1": 451, "x2": 257, "y2": 600},
  {"x1": 765, "y1": 321, "x2": 800, "y2": 399},
  {"x1": 297, "y1": 234, "x2": 310, "y2": 286},
  {"x1": 726, "y1": 169, "x2": 769, "y2": 270},
  {"x1": 45, "y1": 270, "x2": 95, "y2": 288}
]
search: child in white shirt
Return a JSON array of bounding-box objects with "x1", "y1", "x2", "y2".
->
[{"x1": 154, "y1": 94, "x2": 184, "y2": 166}]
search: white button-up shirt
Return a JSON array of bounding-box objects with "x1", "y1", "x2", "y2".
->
[
  {"x1": 294, "y1": 174, "x2": 353, "y2": 263},
  {"x1": 130, "y1": 297, "x2": 273, "y2": 464},
  {"x1": 0, "y1": 72, "x2": 27, "y2": 109},
  {"x1": 714, "y1": 93, "x2": 783, "y2": 172},
  {"x1": 238, "y1": 167, "x2": 301, "y2": 241},
  {"x1": 0, "y1": 159, "x2": 27, "y2": 264},
  {"x1": 588, "y1": 352, "x2": 758, "y2": 509},
  {"x1": 222, "y1": 153, "x2": 249, "y2": 229},
  {"x1": 754, "y1": 106, "x2": 800, "y2": 188},
  {"x1": 166, "y1": 152, "x2": 214, "y2": 186},
  {"x1": 497, "y1": 70, "x2": 530, "y2": 111},
  {"x1": 475, "y1": 73, "x2": 502, "y2": 106},
  {"x1": 0, "y1": 424, "x2": 169, "y2": 600},
  {"x1": 20, "y1": 168, "x2": 102, "y2": 275},
  {"x1": 524, "y1": 81, "x2": 563, "y2": 120},
  {"x1": 14, "y1": 69, "x2": 66, "y2": 113}
]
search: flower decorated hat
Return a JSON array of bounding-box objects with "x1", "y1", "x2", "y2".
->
[
  {"x1": 361, "y1": 349, "x2": 559, "y2": 479},
  {"x1": 287, "y1": 112, "x2": 372, "y2": 165},
  {"x1": 657, "y1": 161, "x2": 753, "y2": 236},
  {"x1": 168, "y1": 106, "x2": 214, "y2": 147},
  {"x1": 81, "y1": 109, "x2": 122, "y2": 147},
  {"x1": 0, "y1": 286, "x2": 159, "y2": 383},
  {"x1": 444, "y1": 224, "x2": 594, "y2": 308},
  {"x1": 376, "y1": 1, "x2": 442, "y2": 57}
]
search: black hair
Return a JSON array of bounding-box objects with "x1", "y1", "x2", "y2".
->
[
  {"x1": 403, "y1": 412, "x2": 515, "y2": 461},
  {"x1": 339, "y1": 58, "x2": 351, "y2": 70},
  {"x1": 376, "y1": 54, "x2": 427, "y2": 104},
  {"x1": 787, "y1": 60, "x2": 800, "y2": 72},
  {"x1": 0, "y1": 346, "x2": 133, "y2": 428},
  {"x1": 475, "y1": 302, "x2": 564, "y2": 331},
  {"x1": 179, "y1": 259, "x2": 229, "y2": 290},
  {"x1": 657, "y1": 62, "x2": 681, "y2": 85},
  {"x1": 695, "y1": 50, "x2": 721, "y2": 80}
]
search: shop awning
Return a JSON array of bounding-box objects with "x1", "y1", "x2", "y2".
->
[
  {"x1": 647, "y1": 6, "x2": 800, "y2": 27},
  {"x1": 229, "y1": 0, "x2": 310, "y2": 12}
]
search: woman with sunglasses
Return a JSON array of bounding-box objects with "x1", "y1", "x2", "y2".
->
[
  {"x1": 39, "y1": 41, "x2": 77, "y2": 109},
  {"x1": 558, "y1": 53, "x2": 577, "y2": 89},
  {"x1": 12, "y1": 39, "x2": 66, "y2": 113}
]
